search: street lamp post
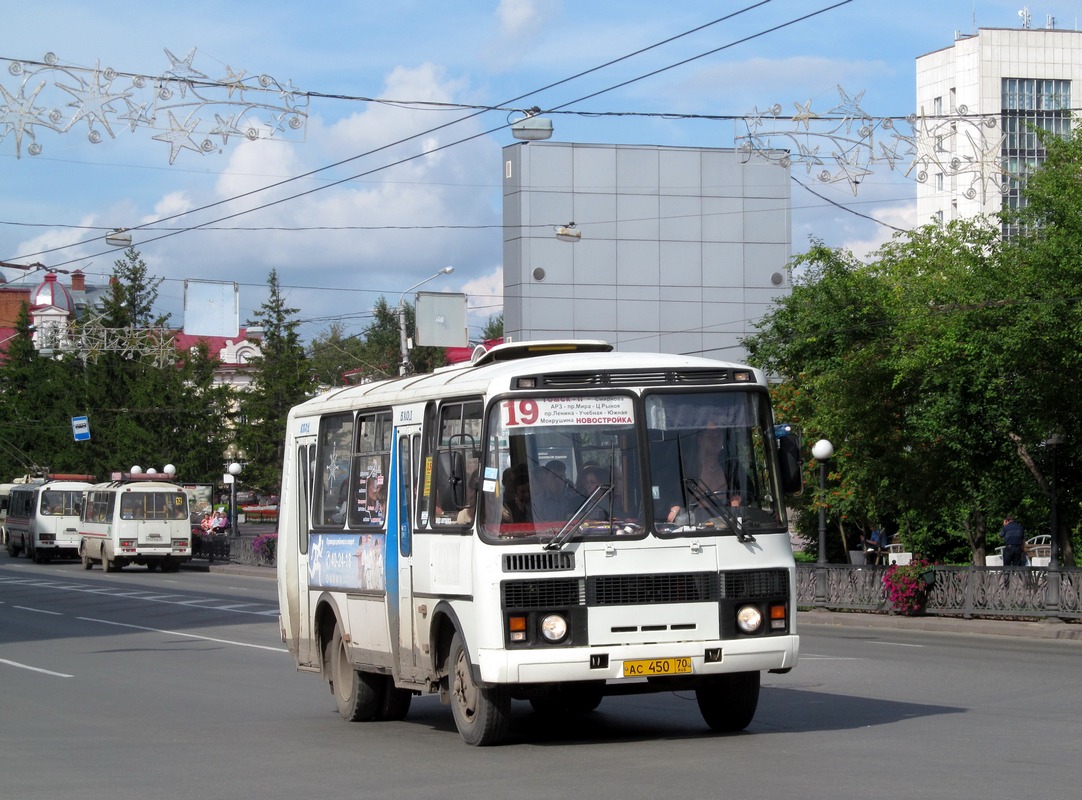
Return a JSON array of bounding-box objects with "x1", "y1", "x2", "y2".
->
[
  {"x1": 1045, "y1": 433, "x2": 1063, "y2": 616},
  {"x1": 398, "y1": 266, "x2": 454, "y2": 376},
  {"x1": 223, "y1": 444, "x2": 246, "y2": 538},
  {"x1": 228, "y1": 462, "x2": 242, "y2": 537},
  {"x1": 812, "y1": 439, "x2": 834, "y2": 609}
]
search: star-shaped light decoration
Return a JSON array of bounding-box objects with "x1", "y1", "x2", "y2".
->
[
  {"x1": 56, "y1": 63, "x2": 131, "y2": 140},
  {"x1": 162, "y1": 48, "x2": 208, "y2": 98},
  {"x1": 0, "y1": 78, "x2": 55, "y2": 156},
  {"x1": 791, "y1": 99, "x2": 819, "y2": 131},
  {"x1": 152, "y1": 110, "x2": 203, "y2": 164}
]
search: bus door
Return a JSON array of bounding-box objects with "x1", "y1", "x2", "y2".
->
[
  {"x1": 390, "y1": 423, "x2": 423, "y2": 680},
  {"x1": 287, "y1": 435, "x2": 319, "y2": 668}
]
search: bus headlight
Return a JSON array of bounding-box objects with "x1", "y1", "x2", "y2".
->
[
  {"x1": 736, "y1": 605, "x2": 763, "y2": 634},
  {"x1": 540, "y1": 614, "x2": 568, "y2": 642}
]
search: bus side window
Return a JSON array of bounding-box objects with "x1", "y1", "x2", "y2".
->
[
  {"x1": 317, "y1": 412, "x2": 353, "y2": 528},
  {"x1": 431, "y1": 399, "x2": 483, "y2": 529}
]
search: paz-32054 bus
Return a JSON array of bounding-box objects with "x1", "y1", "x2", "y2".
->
[{"x1": 277, "y1": 340, "x2": 803, "y2": 745}]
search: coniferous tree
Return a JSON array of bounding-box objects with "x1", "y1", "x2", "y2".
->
[{"x1": 236, "y1": 270, "x2": 311, "y2": 495}]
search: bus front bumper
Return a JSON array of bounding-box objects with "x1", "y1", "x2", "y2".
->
[{"x1": 475, "y1": 634, "x2": 799, "y2": 685}]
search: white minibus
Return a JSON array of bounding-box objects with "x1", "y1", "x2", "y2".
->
[
  {"x1": 5, "y1": 476, "x2": 96, "y2": 562},
  {"x1": 79, "y1": 476, "x2": 193, "y2": 572},
  {"x1": 277, "y1": 340, "x2": 804, "y2": 745}
]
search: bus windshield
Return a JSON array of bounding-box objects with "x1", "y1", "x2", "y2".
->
[
  {"x1": 119, "y1": 491, "x2": 190, "y2": 521},
  {"x1": 40, "y1": 490, "x2": 84, "y2": 516},
  {"x1": 644, "y1": 390, "x2": 786, "y2": 535},
  {"x1": 478, "y1": 395, "x2": 644, "y2": 543}
]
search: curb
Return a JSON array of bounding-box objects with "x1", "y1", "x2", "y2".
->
[{"x1": 799, "y1": 608, "x2": 1082, "y2": 641}]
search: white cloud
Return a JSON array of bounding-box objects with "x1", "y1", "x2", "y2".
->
[{"x1": 497, "y1": 0, "x2": 550, "y2": 38}]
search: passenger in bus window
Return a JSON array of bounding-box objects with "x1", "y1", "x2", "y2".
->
[
  {"x1": 575, "y1": 465, "x2": 610, "y2": 520},
  {"x1": 533, "y1": 460, "x2": 577, "y2": 521},
  {"x1": 505, "y1": 475, "x2": 532, "y2": 523}
]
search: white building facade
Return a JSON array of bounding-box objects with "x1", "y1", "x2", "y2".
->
[
  {"x1": 501, "y1": 142, "x2": 791, "y2": 361},
  {"x1": 916, "y1": 26, "x2": 1082, "y2": 233}
]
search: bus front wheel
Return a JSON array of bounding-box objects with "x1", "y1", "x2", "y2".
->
[
  {"x1": 695, "y1": 671, "x2": 760, "y2": 732},
  {"x1": 326, "y1": 623, "x2": 381, "y2": 722},
  {"x1": 448, "y1": 632, "x2": 510, "y2": 746}
]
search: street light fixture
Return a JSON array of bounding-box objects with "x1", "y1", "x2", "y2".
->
[
  {"x1": 106, "y1": 228, "x2": 132, "y2": 248},
  {"x1": 398, "y1": 266, "x2": 454, "y2": 376},
  {"x1": 509, "y1": 107, "x2": 553, "y2": 141},
  {"x1": 812, "y1": 438, "x2": 834, "y2": 609}
]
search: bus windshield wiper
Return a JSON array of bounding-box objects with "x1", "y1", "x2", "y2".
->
[
  {"x1": 543, "y1": 484, "x2": 613, "y2": 551},
  {"x1": 682, "y1": 478, "x2": 755, "y2": 543}
]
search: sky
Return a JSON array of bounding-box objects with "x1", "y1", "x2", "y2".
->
[{"x1": 3, "y1": 0, "x2": 1082, "y2": 345}]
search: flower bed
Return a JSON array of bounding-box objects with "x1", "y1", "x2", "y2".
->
[
  {"x1": 251, "y1": 532, "x2": 278, "y2": 564},
  {"x1": 882, "y1": 557, "x2": 935, "y2": 615}
]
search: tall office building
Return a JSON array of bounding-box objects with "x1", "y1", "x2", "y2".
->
[
  {"x1": 916, "y1": 25, "x2": 1082, "y2": 234},
  {"x1": 501, "y1": 142, "x2": 791, "y2": 361}
]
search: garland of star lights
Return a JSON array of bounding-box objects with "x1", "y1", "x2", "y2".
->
[
  {"x1": 0, "y1": 48, "x2": 308, "y2": 164},
  {"x1": 736, "y1": 86, "x2": 1010, "y2": 201}
]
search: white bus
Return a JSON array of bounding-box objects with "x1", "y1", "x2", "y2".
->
[
  {"x1": 5, "y1": 476, "x2": 97, "y2": 562},
  {"x1": 277, "y1": 340, "x2": 804, "y2": 745},
  {"x1": 78, "y1": 475, "x2": 193, "y2": 572}
]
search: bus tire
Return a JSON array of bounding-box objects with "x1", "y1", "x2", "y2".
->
[
  {"x1": 377, "y1": 679, "x2": 413, "y2": 721},
  {"x1": 81, "y1": 544, "x2": 92, "y2": 570},
  {"x1": 103, "y1": 550, "x2": 116, "y2": 573},
  {"x1": 695, "y1": 671, "x2": 760, "y2": 732},
  {"x1": 327, "y1": 624, "x2": 381, "y2": 722},
  {"x1": 6, "y1": 537, "x2": 18, "y2": 557},
  {"x1": 448, "y1": 632, "x2": 510, "y2": 746}
]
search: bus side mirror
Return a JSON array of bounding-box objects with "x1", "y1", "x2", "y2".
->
[{"x1": 775, "y1": 424, "x2": 803, "y2": 496}]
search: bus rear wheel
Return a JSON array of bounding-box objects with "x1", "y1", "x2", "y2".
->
[
  {"x1": 81, "y1": 544, "x2": 93, "y2": 570},
  {"x1": 695, "y1": 671, "x2": 760, "y2": 732},
  {"x1": 326, "y1": 623, "x2": 381, "y2": 722},
  {"x1": 448, "y1": 632, "x2": 510, "y2": 746}
]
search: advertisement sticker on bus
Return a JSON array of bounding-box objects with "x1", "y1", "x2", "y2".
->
[
  {"x1": 500, "y1": 396, "x2": 635, "y2": 428},
  {"x1": 308, "y1": 532, "x2": 386, "y2": 592}
]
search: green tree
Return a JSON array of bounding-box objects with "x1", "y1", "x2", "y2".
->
[
  {"x1": 348, "y1": 297, "x2": 447, "y2": 381},
  {"x1": 237, "y1": 270, "x2": 311, "y2": 495},
  {"x1": 79, "y1": 248, "x2": 178, "y2": 477},
  {"x1": 308, "y1": 322, "x2": 366, "y2": 386},
  {"x1": 480, "y1": 313, "x2": 504, "y2": 341}
]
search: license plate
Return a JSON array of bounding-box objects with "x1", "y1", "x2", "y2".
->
[{"x1": 622, "y1": 657, "x2": 693, "y2": 677}]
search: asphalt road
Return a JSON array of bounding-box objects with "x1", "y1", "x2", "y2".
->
[{"x1": 2, "y1": 552, "x2": 1079, "y2": 800}]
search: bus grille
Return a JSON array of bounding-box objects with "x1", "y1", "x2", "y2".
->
[
  {"x1": 587, "y1": 572, "x2": 719, "y2": 605},
  {"x1": 503, "y1": 552, "x2": 575, "y2": 572},
  {"x1": 720, "y1": 568, "x2": 789, "y2": 598},
  {"x1": 502, "y1": 578, "x2": 585, "y2": 608}
]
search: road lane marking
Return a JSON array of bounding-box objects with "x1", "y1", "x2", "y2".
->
[
  {"x1": 1, "y1": 577, "x2": 277, "y2": 616},
  {"x1": 13, "y1": 606, "x2": 62, "y2": 615},
  {"x1": 0, "y1": 658, "x2": 73, "y2": 678},
  {"x1": 77, "y1": 617, "x2": 288, "y2": 653}
]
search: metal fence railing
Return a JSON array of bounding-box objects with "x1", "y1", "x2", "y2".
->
[{"x1": 797, "y1": 563, "x2": 1082, "y2": 620}]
